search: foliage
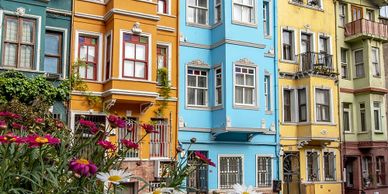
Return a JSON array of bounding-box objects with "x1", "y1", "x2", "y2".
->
[{"x1": 155, "y1": 68, "x2": 172, "y2": 117}]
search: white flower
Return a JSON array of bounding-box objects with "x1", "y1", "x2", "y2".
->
[
  {"x1": 96, "y1": 169, "x2": 132, "y2": 184},
  {"x1": 231, "y1": 184, "x2": 262, "y2": 194}
]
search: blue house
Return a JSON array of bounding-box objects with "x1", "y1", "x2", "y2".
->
[
  {"x1": 178, "y1": 0, "x2": 279, "y2": 192},
  {"x1": 0, "y1": 0, "x2": 72, "y2": 121}
]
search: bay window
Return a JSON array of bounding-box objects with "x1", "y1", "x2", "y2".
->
[
  {"x1": 187, "y1": 69, "x2": 208, "y2": 106},
  {"x1": 78, "y1": 36, "x2": 98, "y2": 80},
  {"x1": 372, "y1": 47, "x2": 380, "y2": 77},
  {"x1": 354, "y1": 49, "x2": 364, "y2": 78},
  {"x1": 187, "y1": 0, "x2": 208, "y2": 25},
  {"x1": 235, "y1": 66, "x2": 256, "y2": 106},
  {"x1": 122, "y1": 34, "x2": 148, "y2": 79},
  {"x1": 233, "y1": 0, "x2": 255, "y2": 24},
  {"x1": 316, "y1": 88, "x2": 331, "y2": 122}
]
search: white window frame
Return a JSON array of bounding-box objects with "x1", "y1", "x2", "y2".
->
[
  {"x1": 282, "y1": 86, "x2": 309, "y2": 123},
  {"x1": 373, "y1": 101, "x2": 382, "y2": 132},
  {"x1": 233, "y1": 64, "x2": 258, "y2": 108},
  {"x1": 218, "y1": 154, "x2": 244, "y2": 189},
  {"x1": 323, "y1": 150, "x2": 336, "y2": 181},
  {"x1": 318, "y1": 33, "x2": 332, "y2": 55},
  {"x1": 353, "y1": 49, "x2": 364, "y2": 78},
  {"x1": 232, "y1": 0, "x2": 256, "y2": 25},
  {"x1": 342, "y1": 102, "x2": 352, "y2": 133},
  {"x1": 341, "y1": 48, "x2": 349, "y2": 79},
  {"x1": 371, "y1": 47, "x2": 380, "y2": 77},
  {"x1": 186, "y1": 0, "x2": 209, "y2": 25},
  {"x1": 186, "y1": 67, "x2": 209, "y2": 107},
  {"x1": 299, "y1": 30, "x2": 316, "y2": 55},
  {"x1": 359, "y1": 102, "x2": 367, "y2": 132},
  {"x1": 281, "y1": 27, "x2": 297, "y2": 62},
  {"x1": 157, "y1": 0, "x2": 171, "y2": 15},
  {"x1": 118, "y1": 29, "x2": 152, "y2": 82},
  {"x1": 104, "y1": 30, "x2": 113, "y2": 81},
  {"x1": 74, "y1": 30, "x2": 103, "y2": 82},
  {"x1": 314, "y1": 87, "x2": 334, "y2": 124},
  {"x1": 46, "y1": 26, "x2": 68, "y2": 79},
  {"x1": 156, "y1": 42, "x2": 172, "y2": 83},
  {"x1": 339, "y1": 3, "x2": 347, "y2": 27},
  {"x1": 381, "y1": 6, "x2": 388, "y2": 18},
  {"x1": 264, "y1": 73, "x2": 272, "y2": 112},
  {"x1": 214, "y1": 66, "x2": 222, "y2": 106},
  {"x1": 214, "y1": 0, "x2": 222, "y2": 24},
  {"x1": 256, "y1": 154, "x2": 273, "y2": 188},
  {"x1": 263, "y1": 0, "x2": 272, "y2": 37},
  {"x1": 305, "y1": 150, "x2": 321, "y2": 182}
]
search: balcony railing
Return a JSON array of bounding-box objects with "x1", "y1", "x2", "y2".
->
[
  {"x1": 298, "y1": 52, "x2": 334, "y2": 73},
  {"x1": 345, "y1": 19, "x2": 388, "y2": 41}
]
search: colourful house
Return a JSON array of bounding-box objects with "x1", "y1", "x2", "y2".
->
[
  {"x1": 70, "y1": 0, "x2": 178, "y2": 192},
  {"x1": 278, "y1": 0, "x2": 342, "y2": 194},
  {"x1": 178, "y1": 0, "x2": 280, "y2": 193}
]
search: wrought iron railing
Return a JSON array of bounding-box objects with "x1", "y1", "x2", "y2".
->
[
  {"x1": 150, "y1": 120, "x2": 170, "y2": 158},
  {"x1": 345, "y1": 19, "x2": 388, "y2": 39},
  {"x1": 298, "y1": 52, "x2": 334, "y2": 73}
]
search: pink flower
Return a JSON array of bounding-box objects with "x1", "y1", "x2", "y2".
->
[
  {"x1": 97, "y1": 140, "x2": 116, "y2": 151},
  {"x1": 79, "y1": 119, "x2": 99, "y2": 134},
  {"x1": 0, "y1": 133, "x2": 20, "y2": 144},
  {"x1": 34, "y1": 117, "x2": 44, "y2": 124},
  {"x1": 140, "y1": 123, "x2": 158, "y2": 134},
  {"x1": 25, "y1": 134, "x2": 61, "y2": 148},
  {"x1": 0, "y1": 112, "x2": 20, "y2": 119},
  {"x1": 194, "y1": 151, "x2": 216, "y2": 167},
  {"x1": 0, "y1": 120, "x2": 7, "y2": 129},
  {"x1": 11, "y1": 122, "x2": 25, "y2": 130},
  {"x1": 121, "y1": 139, "x2": 139, "y2": 149},
  {"x1": 108, "y1": 115, "x2": 126, "y2": 128},
  {"x1": 55, "y1": 120, "x2": 64, "y2": 128},
  {"x1": 69, "y1": 158, "x2": 97, "y2": 177}
]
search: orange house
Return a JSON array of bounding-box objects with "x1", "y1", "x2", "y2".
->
[{"x1": 70, "y1": 0, "x2": 178, "y2": 192}]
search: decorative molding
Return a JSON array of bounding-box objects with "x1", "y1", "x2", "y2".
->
[
  {"x1": 340, "y1": 87, "x2": 388, "y2": 94},
  {"x1": 132, "y1": 22, "x2": 142, "y2": 34},
  {"x1": 46, "y1": 7, "x2": 72, "y2": 16},
  {"x1": 235, "y1": 58, "x2": 255, "y2": 66},
  {"x1": 75, "y1": 8, "x2": 160, "y2": 22},
  {"x1": 180, "y1": 39, "x2": 266, "y2": 50},
  {"x1": 156, "y1": 25, "x2": 175, "y2": 32},
  {"x1": 187, "y1": 60, "x2": 210, "y2": 69}
]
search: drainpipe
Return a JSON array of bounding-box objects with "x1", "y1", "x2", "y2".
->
[
  {"x1": 67, "y1": 0, "x2": 75, "y2": 127},
  {"x1": 176, "y1": 0, "x2": 180, "y2": 157}
]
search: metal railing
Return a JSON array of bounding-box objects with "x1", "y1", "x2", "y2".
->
[
  {"x1": 298, "y1": 52, "x2": 334, "y2": 72},
  {"x1": 118, "y1": 122, "x2": 140, "y2": 158},
  {"x1": 345, "y1": 19, "x2": 388, "y2": 39},
  {"x1": 150, "y1": 121, "x2": 170, "y2": 158}
]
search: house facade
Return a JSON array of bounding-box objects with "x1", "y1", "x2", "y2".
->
[
  {"x1": 278, "y1": 1, "x2": 342, "y2": 194},
  {"x1": 336, "y1": 1, "x2": 388, "y2": 194},
  {"x1": 0, "y1": 0, "x2": 72, "y2": 121},
  {"x1": 178, "y1": 0, "x2": 280, "y2": 193},
  {"x1": 70, "y1": 0, "x2": 178, "y2": 192}
]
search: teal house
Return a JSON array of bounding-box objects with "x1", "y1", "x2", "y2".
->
[{"x1": 0, "y1": 0, "x2": 72, "y2": 121}]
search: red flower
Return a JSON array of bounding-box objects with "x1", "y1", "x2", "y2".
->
[
  {"x1": 0, "y1": 133, "x2": 22, "y2": 144},
  {"x1": 194, "y1": 151, "x2": 216, "y2": 167},
  {"x1": 34, "y1": 117, "x2": 44, "y2": 124},
  {"x1": 11, "y1": 122, "x2": 25, "y2": 130},
  {"x1": 0, "y1": 120, "x2": 7, "y2": 129},
  {"x1": 79, "y1": 119, "x2": 99, "y2": 134},
  {"x1": 140, "y1": 123, "x2": 158, "y2": 134},
  {"x1": 25, "y1": 134, "x2": 61, "y2": 148},
  {"x1": 69, "y1": 158, "x2": 97, "y2": 177},
  {"x1": 121, "y1": 139, "x2": 139, "y2": 149},
  {"x1": 55, "y1": 120, "x2": 64, "y2": 128},
  {"x1": 0, "y1": 112, "x2": 20, "y2": 119},
  {"x1": 108, "y1": 115, "x2": 126, "y2": 128},
  {"x1": 97, "y1": 140, "x2": 116, "y2": 151}
]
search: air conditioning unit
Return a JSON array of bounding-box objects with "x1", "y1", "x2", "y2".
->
[{"x1": 45, "y1": 73, "x2": 61, "y2": 80}]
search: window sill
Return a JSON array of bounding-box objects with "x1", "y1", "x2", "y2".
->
[
  {"x1": 288, "y1": 1, "x2": 324, "y2": 12},
  {"x1": 344, "y1": 131, "x2": 355, "y2": 134},
  {"x1": 281, "y1": 121, "x2": 310, "y2": 125},
  {"x1": 374, "y1": 131, "x2": 384, "y2": 134},
  {"x1": 157, "y1": 13, "x2": 176, "y2": 18},
  {"x1": 357, "y1": 131, "x2": 369, "y2": 134},
  {"x1": 265, "y1": 111, "x2": 273, "y2": 115},
  {"x1": 186, "y1": 22, "x2": 211, "y2": 29},
  {"x1": 113, "y1": 77, "x2": 157, "y2": 84},
  {"x1": 121, "y1": 157, "x2": 141, "y2": 161},
  {"x1": 279, "y1": 59, "x2": 298, "y2": 64},
  {"x1": 373, "y1": 75, "x2": 382, "y2": 78},
  {"x1": 185, "y1": 106, "x2": 211, "y2": 111},
  {"x1": 312, "y1": 122, "x2": 336, "y2": 126},
  {"x1": 135, "y1": 0, "x2": 157, "y2": 5},
  {"x1": 231, "y1": 20, "x2": 257, "y2": 28},
  {"x1": 149, "y1": 157, "x2": 171, "y2": 161},
  {"x1": 233, "y1": 104, "x2": 259, "y2": 110},
  {"x1": 353, "y1": 76, "x2": 365, "y2": 80}
]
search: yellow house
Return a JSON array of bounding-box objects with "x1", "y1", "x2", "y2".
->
[
  {"x1": 70, "y1": 0, "x2": 178, "y2": 192},
  {"x1": 278, "y1": 1, "x2": 342, "y2": 194}
]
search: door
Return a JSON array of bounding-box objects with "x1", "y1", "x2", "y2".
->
[
  {"x1": 351, "y1": 6, "x2": 363, "y2": 21},
  {"x1": 301, "y1": 33, "x2": 312, "y2": 70},
  {"x1": 283, "y1": 152, "x2": 301, "y2": 194},
  {"x1": 187, "y1": 151, "x2": 209, "y2": 194}
]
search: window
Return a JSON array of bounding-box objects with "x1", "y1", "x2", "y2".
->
[
  {"x1": 307, "y1": 0, "x2": 321, "y2": 8},
  {"x1": 282, "y1": 30, "x2": 294, "y2": 61},
  {"x1": 44, "y1": 31, "x2": 62, "y2": 74},
  {"x1": 372, "y1": 47, "x2": 380, "y2": 77},
  {"x1": 345, "y1": 160, "x2": 354, "y2": 188},
  {"x1": 319, "y1": 36, "x2": 329, "y2": 54},
  {"x1": 362, "y1": 157, "x2": 372, "y2": 187},
  {"x1": 232, "y1": 0, "x2": 255, "y2": 24},
  {"x1": 373, "y1": 102, "x2": 382, "y2": 131},
  {"x1": 366, "y1": 10, "x2": 374, "y2": 21},
  {"x1": 316, "y1": 89, "x2": 330, "y2": 122},
  {"x1": 123, "y1": 34, "x2": 148, "y2": 79},
  {"x1": 307, "y1": 151, "x2": 320, "y2": 182},
  {"x1": 187, "y1": 151, "x2": 209, "y2": 193},
  {"x1": 283, "y1": 89, "x2": 292, "y2": 122},
  {"x1": 264, "y1": 75, "x2": 271, "y2": 111},
  {"x1": 117, "y1": 118, "x2": 139, "y2": 158},
  {"x1": 105, "y1": 34, "x2": 111, "y2": 80},
  {"x1": 339, "y1": 4, "x2": 347, "y2": 27},
  {"x1": 381, "y1": 6, "x2": 388, "y2": 18},
  {"x1": 150, "y1": 119, "x2": 170, "y2": 158},
  {"x1": 187, "y1": 69, "x2": 208, "y2": 106},
  {"x1": 187, "y1": 0, "x2": 208, "y2": 25},
  {"x1": 235, "y1": 66, "x2": 255, "y2": 106},
  {"x1": 214, "y1": 0, "x2": 221, "y2": 23},
  {"x1": 79, "y1": 36, "x2": 98, "y2": 80},
  {"x1": 298, "y1": 88, "x2": 307, "y2": 122},
  {"x1": 158, "y1": 0, "x2": 168, "y2": 14},
  {"x1": 324, "y1": 152, "x2": 336, "y2": 181},
  {"x1": 341, "y1": 48, "x2": 349, "y2": 79},
  {"x1": 219, "y1": 156, "x2": 243, "y2": 189},
  {"x1": 215, "y1": 68, "x2": 222, "y2": 106},
  {"x1": 263, "y1": 1, "x2": 270, "y2": 36},
  {"x1": 360, "y1": 103, "x2": 367, "y2": 132},
  {"x1": 376, "y1": 156, "x2": 386, "y2": 185},
  {"x1": 257, "y1": 156, "x2": 272, "y2": 187},
  {"x1": 2, "y1": 16, "x2": 36, "y2": 69},
  {"x1": 354, "y1": 49, "x2": 364, "y2": 78},
  {"x1": 342, "y1": 103, "x2": 352, "y2": 132},
  {"x1": 157, "y1": 45, "x2": 168, "y2": 85}
]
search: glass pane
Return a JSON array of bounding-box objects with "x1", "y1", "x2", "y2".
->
[
  {"x1": 188, "y1": 75, "x2": 196, "y2": 87},
  {"x1": 125, "y1": 43, "x2": 135, "y2": 59},
  {"x1": 236, "y1": 74, "x2": 244, "y2": 85},
  {"x1": 198, "y1": 76, "x2": 207, "y2": 88},
  {"x1": 22, "y1": 20, "x2": 34, "y2": 43},
  {"x1": 197, "y1": 0, "x2": 207, "y2": 7},
  {"x1": 188, "y1": 0, "x2": 196, "y2": 6},
  {"x1": 355, "y1": 50, "x2": 363, "y2": 64},
  {"x1": 44, "y1": 57, "x2": 59, "y2": 73},
  {"x1": 86, "y1": 64, "x2": 95, "y2": 80},
  {"x1": 20, "y1": 45, "x2": 33, "y2": 69},
  {"x1": 197, "y1": 89, "x2": 206, "y2": 105},
  {"x1": 158, "y1": 0, "x2": 166, "y2": 13},
  {"x1": 243, "y1": 0, "x2": 253, "y2": 5},
  {"x1": 245, "y1": 88, "x2": 253, "y2": 104},
  {"x1": 79, "y1": 66, "x2": 86, "y2": 78},
  {"x1": 123, "y1": 60, "x2": 134, "y2": 77},
  {"x1": 235, "y1": 87, "x2": 243, "y2": 104},
  {"x1": 88, "y1": 46, "x2": 96, "y2": 62},
  {"x1": 187, "y1": 8, "x2": 195, "y2": 23},
  {"x1": 188, "y1": 88, "x2": 196, "y2": 105},
  {"x1": 246, "y1": 74, "x2": 254, "y2": 86},
  {"x1": 135, "y1": 62, "x2": 145, "y2": 78},
  {"x1": 80, "y1": 45, "x2": 87, "y2": 60},
  {"x1": 136, "y1": 44, "x2": 146, "y2": 60},
  {"x1": 198, "y1": 9, "x2": 207, "y2": 24},
  {"x1": 3, "y1": 44, "x2": 17, "y2": 67},
  {"x1": 242, "y1": 7, "x2": 252, "y2": 23},
  {"x1": 45, "y1": 33, "x2": 60, "y2": 55},
  {"x1": 5, "y1": 18, "x2": 18, "y2": 42}
]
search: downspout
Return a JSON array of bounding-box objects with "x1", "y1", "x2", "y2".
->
[
  {"x1": 67, "y1": 0, "x2": 75, "y2": 127},
  {"x1": 176, "y1": 0, "x2": 180, "y2": 157}
]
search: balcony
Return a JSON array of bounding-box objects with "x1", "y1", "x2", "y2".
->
[
  {"x1": 344, "y1": 19, "x2": 388, "y2": 43},
  {"x1": 298, "y1": 52, "x2": 335, "y2": 75}
]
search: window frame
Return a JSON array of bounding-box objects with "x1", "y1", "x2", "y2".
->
[
  {"x1": 256, "y1": 155, "x2": 273, "y2": 188},
  {"x1": 373, "y1": 101, "x2": 382, "y2": 132},
  {"x1": 283, "y1": 87, "x2": 308, "y2": 123},
  {"x1": 232, "y1": 0, "x2": 256, "y2": 25},
  {"x1": 117, "y1": 117, "x2": 140, "y2": 159},
  {"x1": 342, "y1": 103, "x2": 352, "y2": 133},
  {"x1": 323, "y1": 151, "x2": 336, "y2": 181},
  {"x1": 44, "y1": 30, "x2": 63, "y2": 75},
  {"x1": 233, "y1": 65, "x2": 257, "y2": 108},
  {"x1": 104, "y1": 32, "x2": 112, "y2": 81},
  {"x1": 282, "y1": 29, "x2": 296, "y2": 61},
  {"x1": 218, "y1": 154, "x2": 244, "y2": 189},
  {"x1": 264, "y1": 74, "x2": 271, "y2": 112},
  {"x1": 341, "y1": 48, "x2": 349, "y2": 79},
  {"x1": 359, "y1": 103, "x2": 367, "y2": 132},
  {"x1": 122, "y1": 33, "x2": 149, "y2": 80},
  {"x1": 149, "y1": 118, "x2": 170, "y2": 159},
  {"x1": 263, "y1": 0, "x2": 271, "y2": 37},
  {"x1": 214, "y1": 0, "x2": 222, "y2": 24},
  {"x1": 78, "y1": 35, "x2": 99, "y2": 81},
  {"x1": 157, "y1": 0, "x2": 169, "y2": 14},
  {"x1": 186, "y1": 68, "x2": 209, "y2": 107},
  {"x1": 376, "y1": 156, "x2": 386, "y2": 186},
  {"x1": 187, "y1": 0, "x2": 209, "y2": 25},
  {"x1": 156, "y1": 44, "x2": 170, "y2": 85},
  {"x1": 306, "y1": 150, "x2": 320, "y2": 182},
  {"x1": 339, "y1": 3, "x2": 347, "y2": 27},
  {"x1": 371, "y1": 47, "x2": 380, "y2": 77},
  {"x1": 354, "y1": 49, "x2": 364, "y2": 78},
  {"x1": 215, "y1": 66, "x2": 223, "y2": 106},
  {"x1": 315, "y1": 88, "x2": 332, "y2": 123}
]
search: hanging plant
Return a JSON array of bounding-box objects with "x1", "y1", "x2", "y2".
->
[{"x1": 155, "y1": 68, "x2": 171, "y2": 117}]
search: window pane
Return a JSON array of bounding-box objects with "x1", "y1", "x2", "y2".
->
[
  {"x1": 88, "y1": 46, "x2": 96, "y2": 62},
  {"x1": 188, "y1": 88, "x2": 196, "y2": 105},
  {"x1": 198, "y1": 0, "x2": 207, "y2": 7},
  {"x1": 125, "y1": 43, "x2": 135, "y2": 59},
  {"x1": 236, "y1": 87, "x2": 243, "y2": 104},
  {"x1": 80, "y1": 45, "x2": 87, "y2": 60},
  {"x1": 188, "y1": 75, "x2": 197, "y2": 87},
  {"x1": 22, "y1": 20, "x2": 34, "y2": 43},
  {"x1": 246, "y1": 74, "x2": 254, "y2": 86},
  {"x1": 45, "y1": 34, "x2": 60, "y2": 55},
  {"x1": 198, "y1": 9, "x2": 207, "y2": 24},
  {"x1": 123, "y1": 60, "x2": 134, "y2": 77},
  {"x1": 136, "y1": 44, "x2": 146, "y2": 60},
  {"x1": 44, "y1": 57, "x2": 59, "y2": 74},
  {"x1": 3, "y1": 44, "x2": 17, "y2": 66},
  {"x1": 79, "y1": 66, "x2": 86, "y2": 78},
  {"x1": 236, "y1": 74, "x2": 244, "y2": 85},
  {"x1": 234, "y1": 5, "x2": 242, "y2": 21},
  {"x1": 197, "y1": 89, "x2": 206, "y2": 105},
  {"x1": 355, "y1": 50, "x2": 363, "y2": 64},
  {"x1": 20, "y1": 45, "x2": 33, "y2": 69},
  {"x1": 245, "y1": 88, "x2": 253, "y2": 104},
  {"x1": 86, "y1": 64, "x2": 95, "y2": 80},
  {"x1": 5, "y1": 18, "x2": 18, "y2": 42},
  {"x1": 158, "y1": 0, "x2": 166, "y2": 13},
  {"x1": 187, "y1": 7, "x2": 195, "y2": 23},
  {"x1": 135, "y1": 62, "x2": 145, "y2": 78},
  {"x1": 198, "y1": 76, "x2": 207, "y2": 87}
]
